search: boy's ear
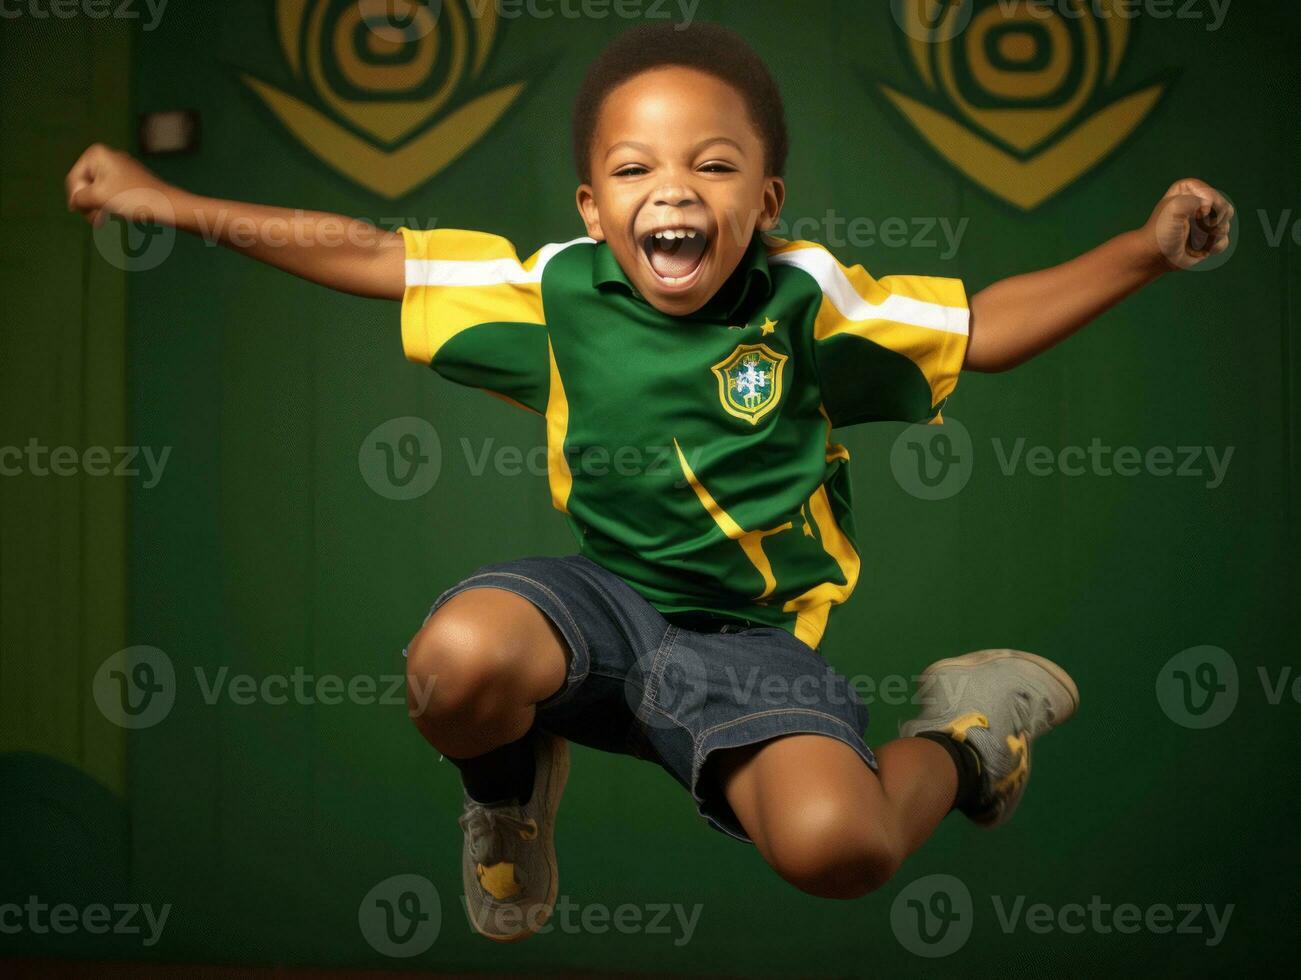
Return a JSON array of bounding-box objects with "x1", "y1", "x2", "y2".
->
[
  {"x1": 576, "y1": 184, "x2": 605, "y2": 241},
  {"x1": 758, "y1": 177, "x2": 786, "y2": 233}
]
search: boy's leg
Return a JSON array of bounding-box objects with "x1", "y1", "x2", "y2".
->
[
  {"x1": 717, "y1": 648, "x2": 1079, "y2": 900},
  {"x1": 406, "y1": 587, "x2": 569, "y2": 788},
  {"x1": 715, "y1": 734, "x2": 959, "y2": 900},
  {"x1": 404, "y1": 586, "x2": 573, "y2": 943}
]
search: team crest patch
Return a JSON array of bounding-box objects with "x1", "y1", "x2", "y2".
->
[{"x1": 711, "y1": 343, "x2": 788, "y2": 425}]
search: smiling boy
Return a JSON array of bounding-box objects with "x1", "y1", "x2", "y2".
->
[{"x1": 66, "y1": 20, "x2": 1231, "y2": 943}]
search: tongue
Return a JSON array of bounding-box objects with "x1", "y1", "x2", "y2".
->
[{"x1": 649, "y1": 236, "x2": 706, "y2": 279}]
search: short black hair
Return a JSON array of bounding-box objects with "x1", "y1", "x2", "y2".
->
[{"x1": 572, "y1": 21, "x2": 789, "y2": 184}]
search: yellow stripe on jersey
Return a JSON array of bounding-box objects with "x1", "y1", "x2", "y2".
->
[
  {"x1": 820, "y1": 405, "x2": 851, "y2": 463},
  {"x1": 767, "y1": 239, "x2": 970, "y2": 411},
  {"x1": 782, "y1": 483, "x2": 862, "y2": 649},
  {"x1": 673, "y1": 439, "x2": 793, "y2": 602},
  {"x1": 546, "y1": 339, "x2": 574, "y2": 514},
  {"x1": 398, "y1": 228, "x2": 590, "y2": 365}
]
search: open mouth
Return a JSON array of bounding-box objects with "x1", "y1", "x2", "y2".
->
[{"x1": 640, "y1": 226, "x2": 710, "y2": 289}]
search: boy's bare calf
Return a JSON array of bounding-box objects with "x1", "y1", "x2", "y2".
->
[{"x1": 714, "y1": 734, "x2": 957, "y2": 900}]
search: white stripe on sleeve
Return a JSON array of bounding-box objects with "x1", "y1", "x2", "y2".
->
[
  {"x1": 770, "y1": 246, "x2": 969, "y2": 336},
  {"x1": 405, "y1": 237, "x2": 596, "y2": 288}
]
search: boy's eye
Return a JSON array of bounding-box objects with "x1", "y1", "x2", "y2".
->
[
  {"x1": 699, "y1": 162, "x2": 737, "y2": 174},
  {"x1": 613, "y1": 165, "x2": 649, "y2": 177}
]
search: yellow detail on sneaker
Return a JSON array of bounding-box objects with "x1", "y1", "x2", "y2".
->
[
  {"x1": 944, "y1": 711, "x2": 990, "y2": 741},
  {"x1": 477, "y1": 862, "x2": 521, "y2": 901},
  {"x1": 993, "y1": 731, "x2": 1029, "y2": 795}
]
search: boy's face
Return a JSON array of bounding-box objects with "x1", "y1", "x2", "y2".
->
[{"x1": 576, "y1": 66, "x2": 785, "y2": 317}]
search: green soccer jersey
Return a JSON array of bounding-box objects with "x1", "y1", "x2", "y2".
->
[{"x1": 399, "y1": 227, "x2": 969, "y2": 648}]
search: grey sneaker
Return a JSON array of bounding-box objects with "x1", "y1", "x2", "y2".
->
[
  {"x1": 900, "y1": 649, "x2": 1079, "y2": 828},
  {"x1": 458, "y1": 731, "x2": 569, "y2": 942}
]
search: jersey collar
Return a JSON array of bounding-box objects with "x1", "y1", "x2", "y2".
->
[{"x1": 593, "y1": 233, "x2": 773, "y2": 322}]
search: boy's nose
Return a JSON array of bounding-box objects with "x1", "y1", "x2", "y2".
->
[{"x1": 652, "y1": 183, "x2": 700, "y2": 209}]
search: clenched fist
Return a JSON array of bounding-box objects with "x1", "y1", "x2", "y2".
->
[
  {"x1": 64, "y1": 143, "x2": 173, "y2": 229},
  {"x1": 1145, "y1": 178, "x2": 1235, "y2": 271}
]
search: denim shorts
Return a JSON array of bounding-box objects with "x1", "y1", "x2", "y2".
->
[{"x1": 416, "y1": 554, "x2": 877, "y2": 843}]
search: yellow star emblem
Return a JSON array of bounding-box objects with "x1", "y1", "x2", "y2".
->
[{"x1": 760, "y1": 317, "x2": 778, "y2": 336}]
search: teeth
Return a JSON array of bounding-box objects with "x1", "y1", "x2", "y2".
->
[{"x1": 651, "y1": 229, "x2": 700, "y2": 241}]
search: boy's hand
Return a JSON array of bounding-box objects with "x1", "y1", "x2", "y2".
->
[
  {"x1": 64, "y1": 143, "x2": 405, "y2": 299},
  {"x1": 968, "y1": 177, "x2": 1234, "y2": 371},
  {"x1": 65, "y1": 143, "x2": 173, "y2": 229},
  {"x1": 1144, "y1": 178, "x2": 1234, "y2": 271}
]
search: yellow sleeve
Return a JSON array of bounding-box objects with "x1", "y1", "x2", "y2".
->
[
  {"x1": 397, "y1": 228, "x2": 558, "y2": 414},
  {"x1": 770, "y1": 241, "x2": 970, "y2": 426}
]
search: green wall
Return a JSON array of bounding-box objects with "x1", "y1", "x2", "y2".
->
[
  {"x1": 4, "y1": 0, "x2": 1300, "y2": 975},
  {"x1": 0, "y1": 0, "x2": 131, "y2": 796},
  {"x1": 0, "y1": 13, "x2": 134, "y2": 951}
]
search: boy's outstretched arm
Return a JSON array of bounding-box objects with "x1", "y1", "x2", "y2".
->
[
  {"x1": 64, "y1": 143, "x2": 405, "y2": 300},
  {"x1": 965, "y1": 178, "x2": 1234, "y2": 373}
]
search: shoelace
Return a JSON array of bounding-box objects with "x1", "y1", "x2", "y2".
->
[{"x1": 458, "y1": 802, "x2": 539, "y2": 866}]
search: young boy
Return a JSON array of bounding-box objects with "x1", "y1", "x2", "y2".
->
[{"x1": 66, "y1": 21, "x2": 1231, "y2": 943}]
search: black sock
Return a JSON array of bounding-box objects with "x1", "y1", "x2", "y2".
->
[
  {"x1": 915, "y1": 731, "x2": 983, "y2": 813},
  {"x1": 448, "y1": 730, "x2": 537, "y2": 806}
]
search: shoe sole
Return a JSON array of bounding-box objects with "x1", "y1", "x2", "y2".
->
[
  {"x1": 476, "y1": 733, "x2": 570, "y2": 944},
  {"x1": 921, "y1": 648, "x2": 1080, "y2": 722}
]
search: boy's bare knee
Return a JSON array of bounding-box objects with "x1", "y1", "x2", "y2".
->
[
  {"x1": 404, "y1": 604, "x2": 519, "y2": 729},
  {"x1": 764, "y1": 796, "x2": 902, "y2": 900}
]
